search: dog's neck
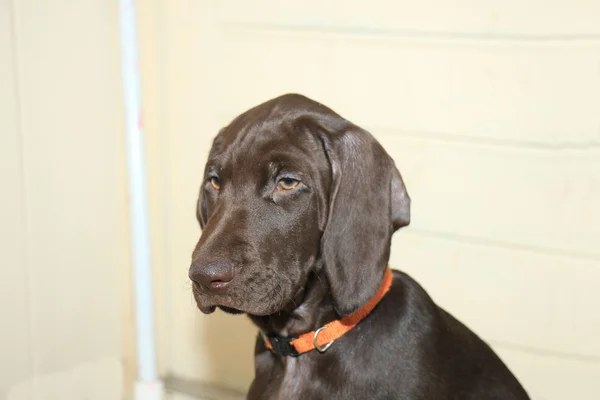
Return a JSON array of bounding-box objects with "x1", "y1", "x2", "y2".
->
[{"x1": 248, "y1": 270, "x2": 338, "y2": 338}]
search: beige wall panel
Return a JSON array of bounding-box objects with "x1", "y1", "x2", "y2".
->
[
  {"x1": 0, "y1": 0, "x2": 34, "y2": 397},
  {"x1": 379, "y1": 134, "x2": 600, "y2": 256},
  {"x1": 328, "y1": 40, "x2": 600, "y2": 145},
  {"x1": 209, "y1": 29, "x2": 600, "y2": 146},
  {"x1": 4, "y1": 0, "x2": 128, "y2": 398}
]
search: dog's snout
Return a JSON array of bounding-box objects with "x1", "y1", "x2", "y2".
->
[{"x1": 189, "y1": 259, "x2": 236, "y2": 290}]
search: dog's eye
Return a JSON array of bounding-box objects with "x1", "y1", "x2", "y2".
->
[
  {"x1": 209, "y1": 177, "x2": 221, "y2": 190},
  {"x1": 277, "y1": 178, "x2": 300, "y2": 191}
]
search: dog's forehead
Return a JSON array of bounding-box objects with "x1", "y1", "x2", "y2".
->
[
  {"x1": 211, "y1": 120, "x2": 316, "y2": 171},
  {"x1": 214, "y1": 94, "x2": 334, "y2": 151},
  {"x1": 206, "y1": 94, "x2": 338, "y2": 176}
]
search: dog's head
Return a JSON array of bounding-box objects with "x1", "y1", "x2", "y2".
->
[{"x1": 189, "y1": 94, "x2": 410, "y2": 317}]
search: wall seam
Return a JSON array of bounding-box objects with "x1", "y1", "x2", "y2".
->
[
  {"x1": 219, "y1": 21, "x2": 600, "y2": 44},
  {"x1": 490, "y1": 339, "x2": 600, "y2": 365},
  {"x1": 373, "y1": 128, "x2": 600, "y2": 152},
  {"x1": 405, "y1": 228, "x2": 600, "y2": 262},
  {"x1": 7, "y1": 0, "x2": 38, "y2": 394}
]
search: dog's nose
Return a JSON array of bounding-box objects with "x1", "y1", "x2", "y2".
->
[{"x1": 189, "y1": 259, "x2": 236, "y2": 290}]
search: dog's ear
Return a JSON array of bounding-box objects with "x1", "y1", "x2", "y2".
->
[{"x1": 316, "y1": 121, "x2": 410, "y2": 316}]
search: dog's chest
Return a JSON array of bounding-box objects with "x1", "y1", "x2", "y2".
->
[
  {"x1": 250, "y1": 355, "x2": 327, "y2": 400},
  {"x1": 277, "y1": 359, "x2": 305, "y2": 397}
]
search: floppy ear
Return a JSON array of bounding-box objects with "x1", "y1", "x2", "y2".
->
[{"x1": 318, "y1": 124, "x2": 410, "y2": 316}]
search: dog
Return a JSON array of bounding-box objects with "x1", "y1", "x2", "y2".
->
[{"x1": 189, "y1": 94, "x2": 530, "y2": 399}]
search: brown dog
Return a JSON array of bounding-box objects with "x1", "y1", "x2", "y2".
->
[{"x1": 189, "y1": 94, "x2": 529, "y2": 399}]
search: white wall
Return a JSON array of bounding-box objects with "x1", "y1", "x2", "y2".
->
[
  {"x1": 144, "y1": 1, "x2": 599, "y2": 399},
  {"x1": 0, "y1": 1, "x2": 131, "y2": 398}
]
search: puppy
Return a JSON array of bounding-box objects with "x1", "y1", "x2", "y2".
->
[{"x1": 189, "y1": 94, "x2": 530, "y2": 400}]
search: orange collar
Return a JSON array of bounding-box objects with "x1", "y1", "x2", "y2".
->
[{"x1": 260, "y1": 268, "x2": 394, "y2": 356}]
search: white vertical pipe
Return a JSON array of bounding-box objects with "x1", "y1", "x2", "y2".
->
[{"x1": 118, "y1": 0, "x2": 164, "y2": 399}]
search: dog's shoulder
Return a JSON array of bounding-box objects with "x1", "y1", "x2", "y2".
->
[{"x1": 375, "y1": 269, "x2": 529, "y2": 399}]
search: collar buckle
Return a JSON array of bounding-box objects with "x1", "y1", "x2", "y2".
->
[
  {"x1": 313, "y1": 326, "x2": 334, "y2": 353},
  {"x1": 262, "y1": 332, "x2": 300, "y2": 357}
]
